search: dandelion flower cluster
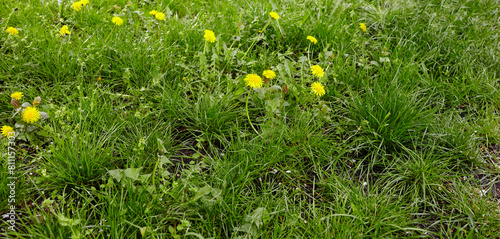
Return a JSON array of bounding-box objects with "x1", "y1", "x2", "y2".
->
[
  {"x1": 155, "y1": 12, "x2": 165, "y2": 20},
  {"x1": 310, "y1": 82, "x2": 326, "y2": 97},
  {"x1": 22, "y1": 107, "x2": 41, "y2": 124},
  {"x1": 149, "y1": 10, "x2": 158, "y2": 15},
  {"x1": 11, "y1": 92, "x2": 23, "y2": 100},
  {"x1": 269, "y1": 12, "x2": 279, "y2": 20},
  {"x1": 244, "y1": 74, "x2": 263, "y2": 89},
  {"x1": 262, "y1": 70, "x2": 276, "y2": 79},
  {"x1": 72, "y1": 1, "x2": 84, "y2": 11},
  {"x1": 306, "y1": 36, "x2": 317, "y2": 44},
  {"x1": 359, "y1": 23, "x2": 367, "y2": 32},
  {"x1": 311, "y1": 65, "x2": 324, "y2": 78},
  {"x1": 112, "y1": 16, "x2": 124, "y2": 26},
  {"x1": 6, "y1": 27, "x2": 19, "y2": 35},
  {"x1": 59, "y1": 25, "x2": 71, "y2": 36},
  {"x1": 1, "y1": 125, "x2": 15, "y2": 138},
  {"x1": 204, "y1": 30, "x2": 216, "y2": 43}
]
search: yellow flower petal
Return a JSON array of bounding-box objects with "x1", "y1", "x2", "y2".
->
[
  {"x1": 262, "y1": 70, "x2": 276, "y2": 79},
  {"x1": 204, "y1": 30, "x2": 216, "y2": 43},
  {"x1": 11, "y1": 91, "x2": 23, "y2": 100},
  {"x1": 311, "y1": 82, "x2": 326, "y2": 97},
  {"x1": 22, "y1": 107, "x2": 41, "y2": 124},
  {"x1": 1, "y1": 125, "x2": 15, "y2": 138},
  {"x1": 59, "y1": 25, "x2": 71, "y2": 36},
  {"x1": 244, "y1": 74, "x2": 263, "y2": 89},
  {"x1": 306, "y1": 36, "x2": 317, "y2": 44},
  {"x1": 72, "y1": 1, "x2": 83, "y2": 11},
  {"x1": 6, "y1": 27, "x2": 19, "y2": 35},
  {"x1": 112, "y1": 16, "x2": 124, "y2": 26},
  {"x1": 311, "y1": 65, "x2": 324, "y2": 78},
  {"x1": 360, "y1": 23, "x2": 367, "y2": 32},
  {"x1": 155, "y1": 12, "x2": 165, "y2": 21},
  {"x1": 269, "y1": 12, "x2": 279, "y2": 20}
]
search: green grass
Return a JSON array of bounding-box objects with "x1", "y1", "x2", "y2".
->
[{"x1": 1, "y1": 0, "x2": 500, "y2": 238}]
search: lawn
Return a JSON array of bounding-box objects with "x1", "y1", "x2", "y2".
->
[{"x1": 1, "y1": 0, "x2": 500, "y2": 238}]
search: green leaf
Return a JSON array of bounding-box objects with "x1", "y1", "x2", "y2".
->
[
  {"x1": 108, "y1": 169, "x2": 124, "y2": 182},
  {"x1": 160, "y1": 156, "x2": 172, "y2": 167},
  {"x1": 244, "y1": 207, "x2": 269, "y2": 228},
  {"x1": 283, "y1": 59, "x2": 294, "y2": 78},
  {"x1": 254, "y1": 87, "x2": 268, "y2": 99},
  {"x1": 199, "y1": 53, "x2": 207, "y2": 69},
  {"x1": 139, "y1": 174, "x2": 151, "y2": 183},
  {"x1": 235, "y1": 87, "x2": 246, "y2": 96},
  {"x1": 266, "y1": 97, "x2": 281, "y2": 113},
  {"x1": 21, "y1": 102, "x2": 32, "y2": 108},
  {"x1": 124, "y1": 167, "x2": 142, "y2": 181},
  {"x1": 57, "y1": 214, "x2": 81, "y2": 227},
  {"x1": 299, "y1": 10, "x2": 313, "y2": 26},
  {"x1": 187, "y1": 185, "x2": 212, "y2": 204},
  {"x1": 41, "y1": 198, "x2": 54, "y2": 207},
  {"x1": 184, "y1": 232, "x2": 205, "y2": 239},
  {"x1": 39, "y1": 111, "x2": 49, "y2": 119},
  {"x1": 157, "y1": 138, "x2": 168, "y2": 153},
  {"x1": 36, "y1": 130, "x2": 51, "y2": 138},
  {"x1": 268, "y1": 85, "x2": 282, "y2": 93},
  {"x1": 139, "y1": 226, "x2": 147, "y2": 237},
  {"x1": 191, "y1": 152, "x2": 202, "y2": 159},
  {"x1": 168, "y1": 225, "x2": 176, "y2": 234}
]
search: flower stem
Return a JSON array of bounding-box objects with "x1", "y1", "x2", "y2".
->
[
  {"x1": 307, "y1": 42, "x2": 311, "y2": 67},
  {"x1": 102, "y1": 25, "x2": 116, "y2": 49},
  {"x1": 245, "y1": 91, "x2": 259, "y2": 134},
  {"x1": 151, "y1": 155, "x2": 160, "y2": 189},
  {"x1": 156, "y1": 23, "x2": 159, "y2": 39},
  {"x1": 242, "y1": 19, "x2": 271, "y2": 59}
]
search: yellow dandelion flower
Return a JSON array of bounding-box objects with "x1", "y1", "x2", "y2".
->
[
  {"x1": 72, "y1": 1, "x2": 83, "y2": 11},
  {"x1": 155, "y1": 12, "x2": 165, "y2": 21},
  {"x1": 311, "y1": 82, "x2": 326, "y2": 97},
  {"x1": 112, "y1": 16, "x2": 124, "y2": 26},
  {"x1": 204, "y1": 30, "x2": 216, "y2": 43},
  {"x1": 360, "y1": 23, "x2": 367, "y2": 32},
  {"x1": 59, "y1": 25, "x2": 71, "y2": 36},
  {"x1": 311, "y1": 65, "x2": 324, "y2": 78},
  {"x1": 6, "y1": 27, "x2": 19, "y2": 35},
  {"x1": 269, "y1": 12, "x2": 279, "y2": 20},
  {"x1": 244, "y1": 74, "x2": 263, "y2": 89},
  {"x1": 81, "y1": 0, "x2": 89, "y2": 6},
  {"x1": 262, "y1": 70, "x2": 276, "y2": 79},
  {"x1": 149, "y1": 10, "x2": 158, "y2": 15},
  {"x1": 22, "y1": 107, "x2": 41, "y2": 124},
  {"x1": 11, "y1": 91, "x2": 23, "y2": 100},
  {"x1": 306, "y1": 36, "x2": 318, "y2": 44},
  {"x1": 1, "y1": 125, "x2": 15, "y2": 138}
]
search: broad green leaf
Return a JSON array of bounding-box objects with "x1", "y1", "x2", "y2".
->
[
  {"x1": 41, "y1": 198, "x2": 54, "y2": 207},
  {"x1": 108, "y1": 169, "x2": 123, "y2": 182},
  {"x1": 140, "y1": 227, "x2": 147, "y2": 237},
  {"x1": 124, "y1": 167, "x2": 142, "y2": 181},
  {"x1": 187, "y1": 185, "x2": 212, "y2": 204}
]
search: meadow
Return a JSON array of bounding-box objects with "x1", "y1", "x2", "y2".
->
[{"x1": 1, "y1": 0, "x2": 500, "y2": 238}]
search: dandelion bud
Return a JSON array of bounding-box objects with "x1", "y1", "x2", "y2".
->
[
  {"x1": 33, "y1": 96, "x2": 42, "y2": 106},
  {"x1": 11, "y1": 99, "x2": 20, "y2": 108}
]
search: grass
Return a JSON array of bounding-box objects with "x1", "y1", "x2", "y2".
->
[{"x1": 1, "y1": 0, "x2": 500, "y2": 238}]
